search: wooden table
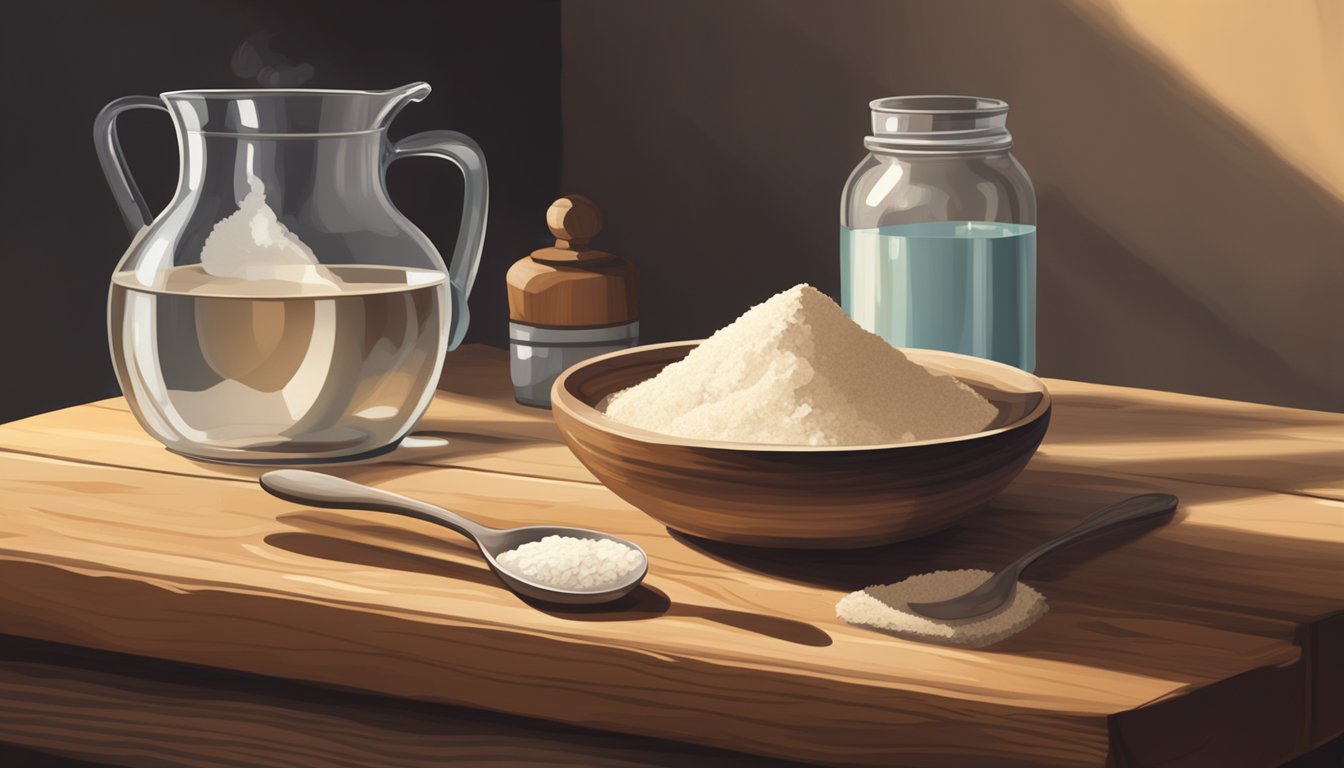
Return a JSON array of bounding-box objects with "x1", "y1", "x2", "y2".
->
[{"x1": 1, "y1": 345, "x2": 1342, "y2": 767}]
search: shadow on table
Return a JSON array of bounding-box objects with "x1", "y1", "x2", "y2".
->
[
  {"x1": 522, "y1": 585, "x2": 831, "y2": 648},
  {"x1": 669, "y1": 515, "x2": 1167, "y2": 593},
  {"x1": 174, "y1": 422, "x2": 573, "y2": 482},
  {"x1": 266, "y1": 516, "x2": 831, "y2": 648}
]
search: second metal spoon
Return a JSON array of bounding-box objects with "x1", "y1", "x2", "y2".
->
[
  {"x1": 907, "y1": 493, "x2": 1179, "y2": 620},
  {"x1": 260, "y1": 470, "x2": 648, "y2": 605}
]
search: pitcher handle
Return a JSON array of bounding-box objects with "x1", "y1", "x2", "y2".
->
[
  {"x1": 389, "y1": 131, "x2": 489, "y2": 351},
  {"x1": 94, "y1": 96, "x2": 170, "y2": 236}
]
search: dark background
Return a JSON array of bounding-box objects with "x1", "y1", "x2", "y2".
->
[{"x1": 0, "y1": 0, "x2": 561, "y2": 423}]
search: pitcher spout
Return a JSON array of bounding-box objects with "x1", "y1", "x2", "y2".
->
[{"x1": 374, "y1": 82, "x2": 432, "y2": 129}]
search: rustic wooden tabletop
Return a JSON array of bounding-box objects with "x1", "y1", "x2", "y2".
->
[{"x1": 0, "y1": 345, "x2": 1341, "y2": 767}]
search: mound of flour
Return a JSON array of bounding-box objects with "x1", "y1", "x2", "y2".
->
[{"x1": 603, "y1": 284, "x2": 998, "y2": 445}]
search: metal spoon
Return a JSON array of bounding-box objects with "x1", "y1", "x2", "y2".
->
[
  {"x1": 260, "y1": 470, "x2": 648, "y2": 605},
  {"x1": 907, "y1": 493, "x2": 1178, "y2": 620}
]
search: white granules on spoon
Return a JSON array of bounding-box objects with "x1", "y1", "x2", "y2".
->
[
  {"x1": 604, "y1": 284, "x2": 998, "y2": 445},
  {"x1": 495, "y1": 535, "x2": 644, "y2": 591},
  {"x1": 836, "y1": 569, "x2": 1048, "y2": 648}
]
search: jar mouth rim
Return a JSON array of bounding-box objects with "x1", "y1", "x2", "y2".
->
[{"x1": 869, "y1": 95, "x2": 1009, "y2": 115}]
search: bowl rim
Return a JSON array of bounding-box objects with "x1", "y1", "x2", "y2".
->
[{"x1": 551, "y1": 340, "x2": 1052, "y2": 453}]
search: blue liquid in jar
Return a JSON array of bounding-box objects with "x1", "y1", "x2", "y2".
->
[{"x1": 840, "y1": 221, "x2": 1036, "y2": 371}]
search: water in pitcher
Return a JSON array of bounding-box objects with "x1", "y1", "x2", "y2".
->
[{"x1": 109, "y1": 264, "x2": 447, "y2": 459}]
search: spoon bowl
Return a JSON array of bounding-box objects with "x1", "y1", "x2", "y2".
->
[
  {"x1": 907, "y1": 492, "x2": 1178, "y2": 620},
  {"x1": 477, "y1": 524, "x2": 650, "y2": 605},
  {"x1": 260, "y1": 470, "x2": 648, "y2": 605}
]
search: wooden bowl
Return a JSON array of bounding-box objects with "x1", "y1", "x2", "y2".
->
[{"x1": 551, "y1": 342, "x2": 1050, "y2": 549}]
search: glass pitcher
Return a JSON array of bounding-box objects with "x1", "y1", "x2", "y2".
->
[{"x1": 95, "y1": 83, "x2": 488, "y2": 464}]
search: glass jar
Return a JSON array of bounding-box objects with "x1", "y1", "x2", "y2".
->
[{"x1": 840, "y1": 96, "x2": 1037, "y2": 371}]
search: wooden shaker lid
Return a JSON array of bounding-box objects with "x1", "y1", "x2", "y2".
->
[
  {"x1": 507, "y1": 194, "x2": 638, "y2": 327},
  {"x1": 532, "y1": 195, "x2": 615, "y2": 264}
]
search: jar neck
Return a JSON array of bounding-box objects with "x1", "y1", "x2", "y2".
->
[{"x1": 864, "y1": 141, "x2": 1014, "y2": 158}]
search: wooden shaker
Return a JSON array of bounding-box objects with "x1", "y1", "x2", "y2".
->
[{"x1": 506, "y1": 195, "x2": 638, "y2": 407}]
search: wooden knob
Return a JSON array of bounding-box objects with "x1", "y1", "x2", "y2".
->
[{"x1": 546, "y1": 194, "x2": 603, "y2": 247}]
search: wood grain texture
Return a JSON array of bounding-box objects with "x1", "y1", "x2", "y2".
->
[
  {"x1": 0, "y1": 345, "x2": 1342, "y2": 766},
  {"x1": 12, "y1": 345, "x2": 1343, "y2": 500},
  {"x1": 1040, "y1": 378, "x2": 1344, "y2": 501},
  {"x1": 552, "y1": 342, "x2": 1051, "y2": 547},
  {"x1": 0, "y1": 635, "x2": 794, "y2": 768}
]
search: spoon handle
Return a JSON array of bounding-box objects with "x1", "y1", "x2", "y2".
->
[
  {"x1": 1007, "y1": 493, "x2": 1178, "y2": 579},
  {"x1": 260, "y1": 470, "x2": 492, "y2": 542}
]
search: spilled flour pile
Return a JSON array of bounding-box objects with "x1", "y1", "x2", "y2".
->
[
  {"x1": 604, "y1": 284, "x2": 998, "y2": 445},
  {"x1": 836, "y1": 570, "x2": 1048, "y2": 648}
]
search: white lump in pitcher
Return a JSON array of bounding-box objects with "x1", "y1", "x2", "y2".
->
[{"x1": 200, "y1": 174, "x2": 338, "y2": 286}]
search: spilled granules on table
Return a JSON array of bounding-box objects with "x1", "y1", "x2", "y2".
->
[{"x1": 836, "y1": 569, "x2": 1047, "y2": 648}]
